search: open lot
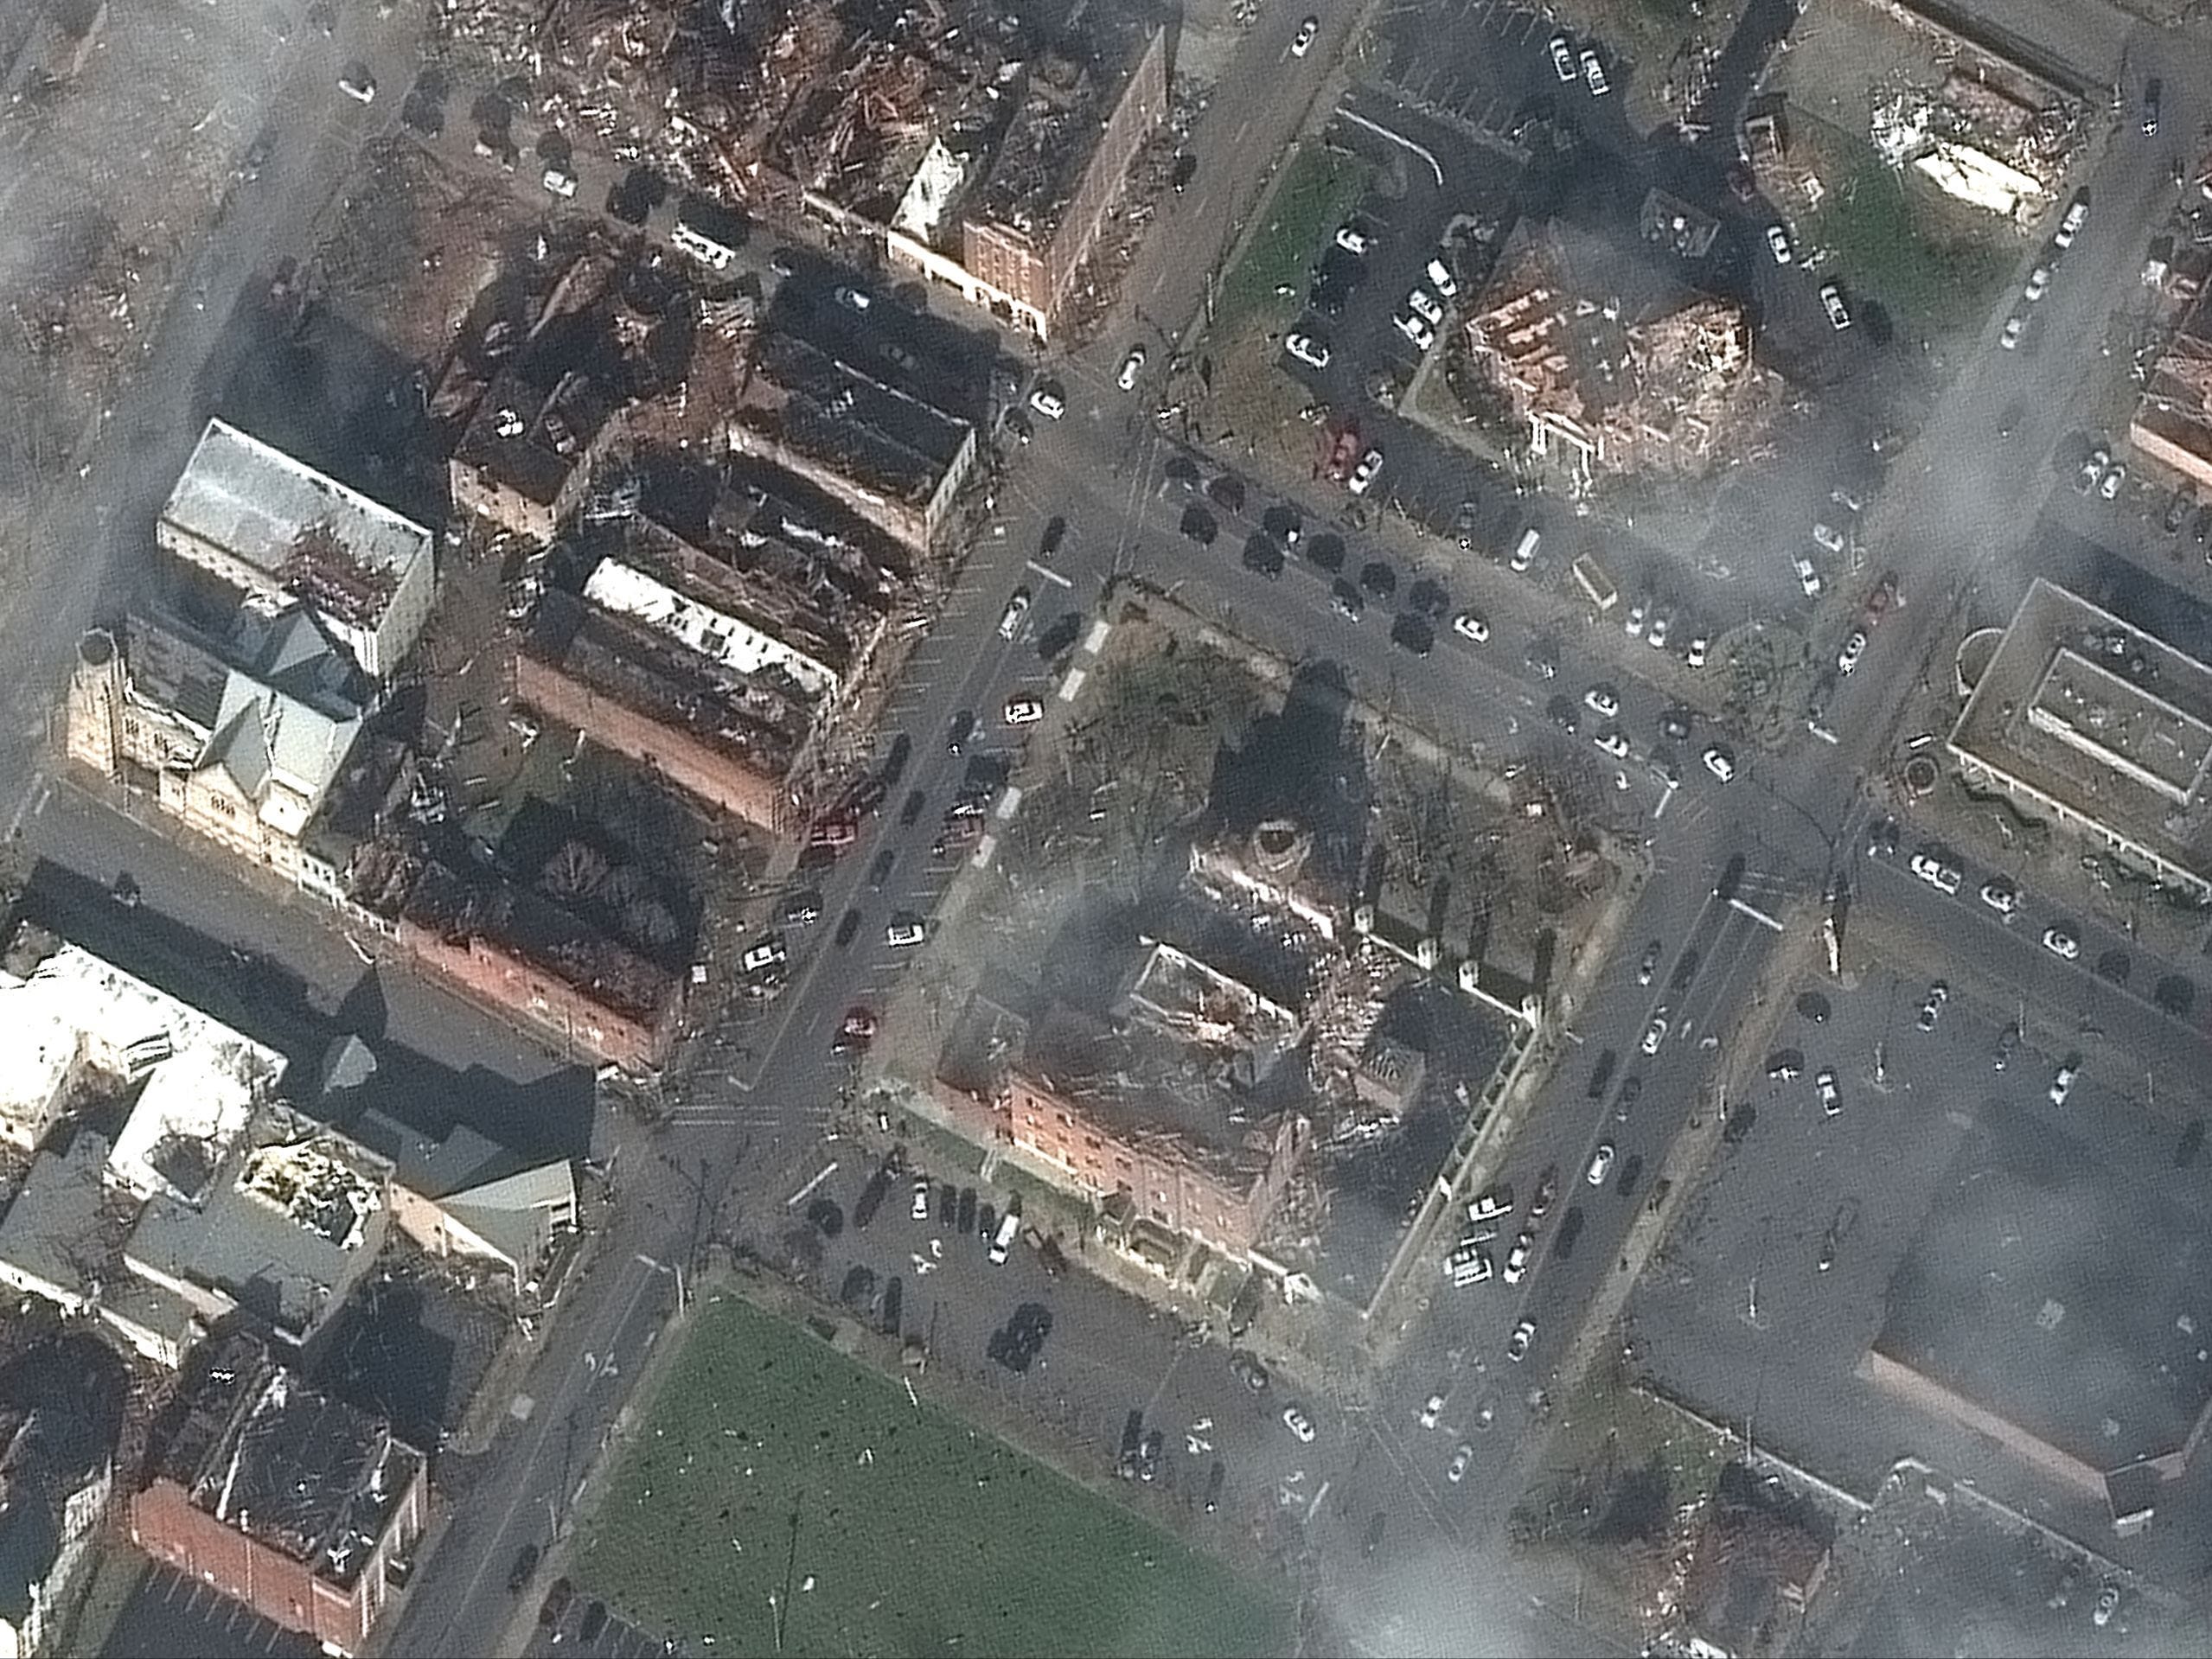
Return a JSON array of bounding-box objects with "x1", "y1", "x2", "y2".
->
[
  {"x1": 1216, "y1": 142, "x2": 1373, "y2": 336},
  {"x1": 573, "y1": 1292, "x2": 1294, "y2": 1657}
]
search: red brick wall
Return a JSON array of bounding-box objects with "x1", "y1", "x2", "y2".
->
[
  {"x1": 394, "y1": 915, "x2": 676, "y2": 1071},
  {"x1": 130, "y1": 1481, "x2": 369, "y2": 1654},
  {"x1": 515, "y1": 654, "x2": 785, "y2": 833}
]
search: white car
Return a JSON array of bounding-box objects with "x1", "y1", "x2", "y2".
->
[
  {"x1": 1003, "y1": 698, "x2": 1043, "y2": 726},
  {"x1": 1453, "y1": 611, "x2": 1489, "y2": 643},
  {"x1": 1585, "y1": 1144, "x2": 1615, "y2": 1187},
  {"x1": 885, "y1": 916, "x2": 927, "y2": 948},
  {"x1": 1999, "y1": 314, "x2": 2025, "y2": 351},
  {"x1": 1502, "y1": 1230, "x2": 1534, "y2": 1284},
  {"x1": 1580, "y1": 48, "x2": 1608, "y2": 96},
  {"x1": 337, "y1": 67, "x2": 377, "y2": 103},
  {"x1": 1583, "y1": 686, "x2": 1620, "y2": 719},
  {"x1": 998, "y1": 589, "x2": 1032, "y2": 640},
  {"x1": 1701, "y1": 745, "x2": 1736, "y2": 782},
  {"x1": 1837, "y1": 629, "x2": 1868, "y2": 676},
  {"x1": 1334, "y1": 225, "x2": 1372, "y2": 257},
  {"x1": 1418, "y1": 1394, "x2": 1445, "y2": 1430},
  {"x1": 1291, "y1": 15, "x2": 1320, "y2": 55},
  {"x1": 1426, "y1": 258, "x2": 1458, "y2": 299},
  {"x1": 1812, "y1": 521, "x2": 1847, "y2": 555},
  {"x1": 1549, "y1": 34, "x2": 1577, "y2": 81},
  {"x1": 1908, "y1": 852, "x2": 1961, "y2": 895},
  {"x1": 1593, "y1": 730, "x2": 1631, "y2": 760},
  {"x1": 1407, "y1": 289, "x2": 1444, "y2": 326},
  {"x1": 1685, "y1": 635, "x2": 1710, "y2": 669},
  {"x1": 1393, "y1": 314, "x2": 1436, "y2": 351},
  {"x1": 2100, "y1": 462, "x2": 2126, "y2": 501},
  {"x1": 1641, "y1": 1013, "x2": 1669, "y2": 1056},
  {"x1": 2023, "y1": 265, "x2": 2050, "y2": 303},
  {"x1": 1116, "y1": 347, "x2": 1146, "y2": 391},
  {"x1": 1793, "y1": 555, "x2": 1823, "y2": 597},
  {"x1": 2055, "y1": 196, "x2": 2089, "y2": 249},
  {"x1": 1816, "y1": 1069, "x2": 1842, "y2": 1116},
  {"x1": 834, "y1": 284, "x2": 872, "y2": 312},
  {"x1": 739, "y1": 937, "x2": 788, "y2": 974},
  {"x1": 1646, "y1": 611, "x2": 1671, "y2": 651},
  {"x1": 911, "y1": 1177, "x2": 931, "y2": 1220},
  {"x1": 1286, "y1": 333, "x2": 1330, "y2": 369},
  {"x1": 2093, "y1": 1585, "x2": 2119, "y2": 1630},
  {"x1": 1282, "y1": 1404, "x2": 1317, "y2": 1442},
  {"x1": 1623, "y1": 600, "x2": 1648, "y2": 639},
  {"x1": 1347, "y1": 449, "x2": 1384, "y2": 496},
  {"x1": 1028, "y1": 387, "x2": 1065, "y2": 421},
  {"x1": 1766, "y1": 225, "x2": 1793, "y2": 265},
  {"x1": 1979, "y1": 879, "x2": 2018, "y2": 916},
  {"x1": 1446, "y1": 1443, "x2": 1474, "y2": 1484},
  {"x1": 541, "y1": 168, "x2": 578, "y2": 199},
  {"x1": 1819, "y1": 283, "x2": 1851, "y2": 330},
  {"x1": 2042, "y1": 925, "x2": 2080, "y2": 960},
  {"x1": 1506, "y1": 1319, "x2": 1536, "y2": 1363},
  {"x1": 2049, "y1": 1059, "x2": 2079, "y2": 1107}
]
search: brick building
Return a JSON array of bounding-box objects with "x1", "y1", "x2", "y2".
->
[
  {"x1": 449, "y1": 366, "x2": 622, "y2": 544},
  {"x1": 129, "y1": 1333, "x2": 425, "y2": 1656},
  {"x1": 886, "y1": 23, "x2": 1169, "y2": 340}
]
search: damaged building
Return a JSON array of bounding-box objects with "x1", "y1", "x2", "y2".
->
[
  {"x1": 64, "y1": 603, "x2": 400, "y2": 907},
  {"x1": 450, "y1": 364, "x2": 626, "y2": 545},
  {"x1": 130, "y1": 1331, "x2": 425, "y2": 1656},
  {"x1": 518, "y1": 456, "x2": 906, "y2": 832},
  {"x1": 157, "y1": 420, "x2": 437, "y2": 681},
  {"x1": 0, "y1": 1336, "x2": 124, "y2": 1659},
  {"x1": 1462, "y1": 220, "x2": 1783, "y2": 493}
]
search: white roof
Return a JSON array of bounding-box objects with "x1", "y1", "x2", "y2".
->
[
  {"x1": 893, "y1": 139, "x2": 969, "y2": 240},
  {"x1": 160, "y1": 419, "x2": 432, "y2": 623},
  {"x1": 0, "y1": 941, "x2": 284, "y2": 1204},
  {"x1": 584, "y1": 558, "x2": 839, "y2": 699}
]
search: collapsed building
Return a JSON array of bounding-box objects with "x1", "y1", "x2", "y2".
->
[
  {"x1": 1461, "y1": 220, "x2": 1784, "y2": 494},
  {"x1": 2131, "y1": 288, "x2": 2212, "y2": 498},
  {"x1": 519, "y1": 454, "x2": 907, "y2": 832},
  {"x1": 130, "y1": 1330, "x2": 425, "y2": 1657},
  {"x1": 157, "y1": 421, "x2": 437, "y2": 681}
]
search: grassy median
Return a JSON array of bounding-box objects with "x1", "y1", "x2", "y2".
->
[
  {"x1": 1213, "y1": 142, "x2": 1371, "y2": 336},
  {"x1": 575, "y1": 1292, "x2": 1292, "y2": 1657}
]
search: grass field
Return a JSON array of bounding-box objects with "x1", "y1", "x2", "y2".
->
[
  {"x1": 576, "y1": 1292, "x2": 1293, "y2": 1657},
  {"x1": 1213, "y1": 142, "x2": 1370, "y2": 335},
  {"x1": 1809, "y1": 155, "x2": 2008, "y2": 338}
]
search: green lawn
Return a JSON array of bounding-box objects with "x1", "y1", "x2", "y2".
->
[
  {"x1": 576, "y1": 1293, "x2": 1293, "y2": 1657},
  {"x1": 1214, "y1": 143, "x2": 1370, "y2": 335},
  {"x1": 1811, "y1": 157, "x2": 2008, "y2": 337}
]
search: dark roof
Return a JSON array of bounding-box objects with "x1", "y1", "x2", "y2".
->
[{"x1": 675, "y1": 192, "x2": 745, "y2": 253}]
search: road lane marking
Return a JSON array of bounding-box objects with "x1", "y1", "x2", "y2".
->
[
  {"x1": 1728, "y1": 896, "x2": 1786, "y2": 933},
  {"x1": 1026, "y1": 560, "x2": 1072, "y2": 588}
]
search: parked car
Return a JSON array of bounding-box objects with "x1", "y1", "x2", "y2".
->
[
  {"x1": 1701, "y1": 745, "x2": 1736, "y2": 782},
  {"x1": 2043, "y1": 925, "x2": 2081, "y2": 960},
  {"x1": 1116, "y1": 346, "x2": 1146, "y2": 390},
  {"x1": 1548, "y1": 34, "x2": 1576, "y2": 81},
  {"x1": 2049, "y1": 1054, "x2": 2081, "y2": 1107},
  {"x1": 1815, "y1": 1069, "x2": 1842, "y2": 1116},
  {"x1": 1506, "y1": 1318, "x2": 1536, "y2": 1362},
  {"x1": 1819, "y1": 283, "x2": 1851, "y2": 329},
  {"x1": 1282, "y1": 1404, "x2": 1317, "y2": 1442},
  {"x1": 1286, "y1": 332, "x2": 1330, "y2": 369},
  {"x1": 1766, "y1": 225, "x2": 1793, "y2": 265},
  {"x1": 1579, "y1": 48, "x2": 1608, "y2": 95},
  {"x1": 1291, "y1": 14, "x2": 1319, "y2": 55},
  {"x1": 1334, "y1": 225, "x2": 1372, "y2": 256}
]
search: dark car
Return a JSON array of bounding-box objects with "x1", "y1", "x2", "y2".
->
[
  {"x1": 957, "y1": 1187, "x2": 976, "y2": 1233},
  {"x1": 1525, "y1": 639, "x2": 1559, "y2": 679},
  {"x1": 882, "y1": 732, "x2": 913, "y2": 787},
  {"x1": 1659, "y1": 709, "x2": 1692, "y2": 741},
  {"x1": 1389, "y1": 614, "x2": 1434, "y2": 656},
  {"x1": 898, "y1": 789, "x2": 927, "y2": 827},
  {"x1": 1716, "y1": 853, "x2": 1746, "y2": 903},
  {"x1": 1614, "y1": 1075, "x2": 1643, "y2": 1119},
  {"x1": 240, "y1": 133, "x2": 273, "y2": 180},
  {"x1": 1615, "y1": 1153, "x2": 1645, "y2": 1201},
  {"x1": 1118, "y1": 1409, "x2": 1145, "y2": 1478},
  {"x1": 853, "y1": 1168, "x2": 890, "y2": 1229},
  {"x1": 1586, "y1": 1049, "x2": 1618, "y2": 1099},
  {"x1": 538, "y1": 1578, "x2": 574, "y2": 1629},
  {"x1": 834, "y1": 909, "x2": 862, "y2": 948},
  {"x1": 508, "y1": 1542, "x2": 540, "y2": 1594},
  {"x1": 1039, "y1": 515, "x2": 1068, "y2": 560},
  {"x1": 947, "y1": 710, "x2": 975, "y2": 754},
  {"x1": 1546, "y1": 695, "x2": 1581, "y2": 735},
  {"x1": 937, "y1": 1181, "x2": 957, "y2": 1225},
  {"x1": 868, "y1": 847, "x2": 897, "y2": 890},
  {"x1": 1205, "y1": 1460, "x2": 1226, "y2": 1512},
  {"x1": 1138, "y1": 1430, "x2": 1164, "y2": 1483},
  {"x1": 1552, "y1": 1206, "x2": 1585, "y2": 1260},
  {"x1": 2144, "y1": 78, "x2": 2162, "y2": 136},
  {"x1": 1230, "y1": 1351, "x2": 1270, "y2": 1392},
  {"x1": 2166, "y1": 493, "x2": 2190, "y2": 535},
  {"x1": 1241, "y1": 535, "x2": 1286, "y2": 578}
]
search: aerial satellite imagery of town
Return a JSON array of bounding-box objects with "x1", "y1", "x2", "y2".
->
[{"x1": 1, "y1": 0, "x2": 2210, "y2": 1653}]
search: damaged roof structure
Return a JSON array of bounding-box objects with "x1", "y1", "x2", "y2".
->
[
  {"x1": 519, "y1": 455, "x2": 905, "y2": 832},
  {"x1": 131, "y1": 1331, "x2": 426, "y2": 1656},
  {"x1": 451, "y1": 363, "x2": 625, "y2": 544},
  {"x1": 0, "y1": 925, "x2": 284, "y2": 1177},
  {"x1": 1462, "y1": 220, "x2": 1785, "y2": 494},
  {"x1": 157, "y1": 420, "x2": 437, "y2": 680}
]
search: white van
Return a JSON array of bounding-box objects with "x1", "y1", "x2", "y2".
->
[
  {"x1": 1509, "y1": 528, "x2": 1541, "y2": 572},
  {"x1": 988, "y1": 1210, "x2": 1021, "y2": 1265}
]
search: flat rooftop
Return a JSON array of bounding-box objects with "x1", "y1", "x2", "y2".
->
[
  {"x1": 736, "y1": 329, "x2": 974, "y2": 508},
  {"x1": 1871, "y1": 1096, "x2": 2212, "y2": 1477},
  {"x1": 0, "y1": 929, "x2": 286, "y2": 1204},
  {"x1": 1950, "y1": 577, "x2": 2212, "y2": 888},
  {"x1": 154, "y1": 1332, "x2": 422, "y2": 1588},
  {"x1": 159, "y1": 420, "x2": 432, "y2": 633},
  {"x1": 584, "y1": 558, "x2": 840, "y2": 700},
  {"x1": 974, "y1": 18, "x2": 1156, "y2": 237}
]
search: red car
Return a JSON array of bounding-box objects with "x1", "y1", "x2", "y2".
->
[
  {"x1": 808, "y1": 814, "x2": 859, "y2": 851},
  {"x1": 832, "y1": 1007, "x2": 879, "y2": 1055}
]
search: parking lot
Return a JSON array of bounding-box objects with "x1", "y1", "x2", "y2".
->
[{"x1": 102, "y1": 1564, "x2": 319, "y2": 1659}]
